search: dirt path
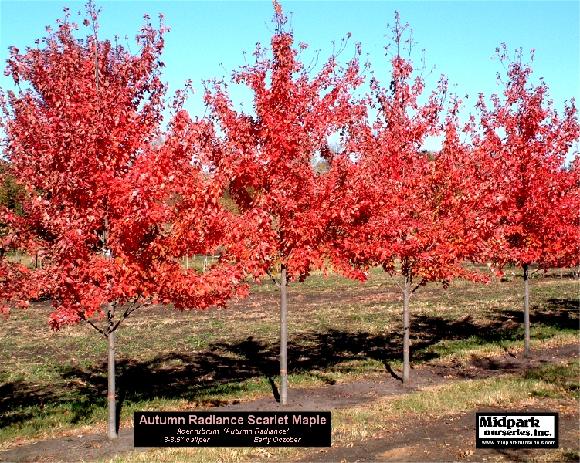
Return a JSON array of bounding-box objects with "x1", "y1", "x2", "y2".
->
[
  {"x1": 304, "y1": 409, "x2": 579, "y2": 462},
  {"x1": 1, "y1": 343, "x2": 577, "y2": 462}
]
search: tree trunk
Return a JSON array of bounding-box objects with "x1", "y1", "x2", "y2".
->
[
  {"x1": 402, "y1": 273, "x2": 411, "y2": 384},
  {"x1": 523, "y1": 264, "x2": 530, "y2": 359},
  {"x1": 280, "y1": 265, "x2": 288, "y2": 405},
  {"x1": 107, "y1": 305, "x2": 118, "y2": 439}
]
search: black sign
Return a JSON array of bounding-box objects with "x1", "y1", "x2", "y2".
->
[
  {"x1": 476, "y1": 412, "x2": 558, "y2": 448},
  {"x1": 134, "y1": 411, "x2": 332, "y2": 447}
]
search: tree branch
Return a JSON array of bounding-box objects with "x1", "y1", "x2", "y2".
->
[
  {"x1": 411, "y1": 280, "x2": 425, "y2": 294},
  {"x1": 266, "y1": 269, "x2": 281, "y2": 287},
  {"x1": 394, "y1": 278, "x2": 404, "y2": 292},
  {"x1": 80, "y1": 313, "x2": 107, "y2": 337},
  {"x1": 111, "y1": 301, "x2": 141, "y2": 333}
]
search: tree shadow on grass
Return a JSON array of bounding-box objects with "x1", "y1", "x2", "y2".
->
[
  {"x1": 499, "y1": 298, "x2": 580, "y2": 332},
  {"x1": 0, "y1": 380, "x2": 56, "y2": 428},
  {"x1": 1, "y1": 298, "x2": 577, "y2": 431}
]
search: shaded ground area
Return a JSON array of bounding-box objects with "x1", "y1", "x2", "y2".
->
[
  {"x1": 2, "y1": 296, "x2": 577, "y2": 435},
  {"x1": 1, "y1": 342, "x2": 577, "y2": 462}
]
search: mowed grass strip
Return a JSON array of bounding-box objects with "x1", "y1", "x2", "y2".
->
[{"x1": 0, "y1": 268, "x2": 577, "y2": 446}]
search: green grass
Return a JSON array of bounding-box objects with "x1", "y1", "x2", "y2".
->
[
  {"x1": 386, "y1": 361, "x2": 578, "y2": 415},
  {"x1": 0, "y1": 267, "x2": 578, "y2": 446},
  {"x1": 524, "y1": 360, "x2": 580, "y2": 399}
]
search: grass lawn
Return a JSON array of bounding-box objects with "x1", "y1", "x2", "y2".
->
[{"x1": 0, "y1": 267, "x2": 578, "y2": 451}]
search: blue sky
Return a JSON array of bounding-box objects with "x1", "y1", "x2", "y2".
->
[{"x1": 1, "y1": 1, "x2": 578, "y2": 152}]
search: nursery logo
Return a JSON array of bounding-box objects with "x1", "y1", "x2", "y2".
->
[{"x1": 476, "y1": 412, "x2": 558, "y2": 448}]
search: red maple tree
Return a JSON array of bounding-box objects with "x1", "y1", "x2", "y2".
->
[
  {"x1": 332, "y1": 15, "x2": 486, "y2": 384},
  {"x1": 0, "y1": 4, "x2": 245, "y2": 437},
  {"x1": 202, "y1": 1, "x2": 365, "y2": 404},
  {"x1": 471, "y1": 45, "x2": 580, "y2": 357}
]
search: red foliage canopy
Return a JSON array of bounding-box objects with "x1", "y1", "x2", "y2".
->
[
  {"x1": 332, "y1": 16, "x2": 485, "y2": 286},
  {"x1": 0, "y1": 8, "x2": 246, "y2": 327},
  {"x1": 472, "y1": 46, "x2": 580, "y2": 270},
  {"x1": 202, "y1": 2, "x2": 366, "y2": 281}
]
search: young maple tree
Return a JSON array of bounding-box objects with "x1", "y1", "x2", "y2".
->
[
  {"x1": 202, "y1": 1, "x2": 365, "y2": 404},
  {"x1": 0, "y1": 4, "x2": 246, "y2": 438},
  {"x1": 471, "y1": 46, "x2": 580, "y2": 357},
  {"x1": 332, "y1": 15, "x2": 486, "y2": 384}
]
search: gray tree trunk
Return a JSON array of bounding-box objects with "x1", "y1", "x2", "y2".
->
[
  {"x1": 402, "y1": 273, "x2": 411, "y2": 384},
  {"x1": 523, "y1": 264, "x2": 530, "y2": 358},
  {"x1": 94, "y1": 33, "x2": 118, "y2": 439},
  {"x1": 107, "y1": 305, "x2": 118, "y2": 439},
  {"x1": 280, "y1": 265, "x2": 288, "y2": 405}
]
